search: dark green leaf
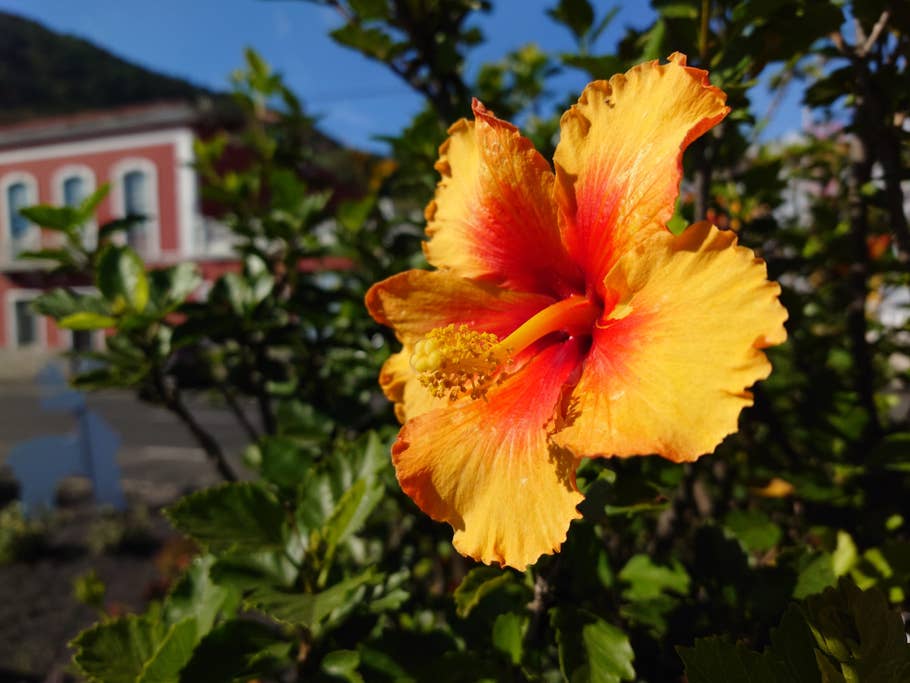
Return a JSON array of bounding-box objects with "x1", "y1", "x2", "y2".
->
[
  {"x1": 165, "y1": 483, "x2": 286, "y2": 555},
  {"x1": 178, "y1": 619, "x2": 291, "y2": 683},
  {"x1": 547, "y1": 0, "x2": 595, "y2": 40},
  {"x1": 71, "y1": 614, "x2": 197, "y2": 683},
  {"x1": 247, "y1": 569, "x2": 380, "y2": 630},
  {"x1": 678, "y1": 636, "x2": 789, "y2": 683},
  {"x1": 453, "y1": 566, "x2": 514, "y2": 618},
  {"x1": 804, "y1": 580, "x2": 910, "y2": 682},
  {"x1": 322, "y1": 649, "x2": 363, "y2": 682},
  {"x1": 19, "y1": 204, "x2": 81, "y2": 231}
]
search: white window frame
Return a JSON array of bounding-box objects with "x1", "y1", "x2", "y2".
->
[
  {"x1": 110, "y1": 157, "x2": 160, "y2": 259},
  {"x1": 0, "y1": 171, "x2": 40, "y2": 261},
  {"x1": 53, "y1": 164, "x2": 97, "y2": 249},
  {"x1": 5, "y1": 288, "x2": 46, "y2": 349}
]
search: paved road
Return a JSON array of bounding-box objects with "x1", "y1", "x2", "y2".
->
[{"x1": 0, "y1": 380, "x2": 250, "y2": 508}]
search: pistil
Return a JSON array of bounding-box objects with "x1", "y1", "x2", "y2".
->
[{"x1": 410, "y1": 295, "x2": 599, "y2": 400}]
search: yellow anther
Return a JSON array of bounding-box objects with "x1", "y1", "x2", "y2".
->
[
  {"x1": 410, "y1": 324, "x2": 503, "y2": 401},
  {"x1": 410, "y1": 295, "x2": 601, "y2": 403}
]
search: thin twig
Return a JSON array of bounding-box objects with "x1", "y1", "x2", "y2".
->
[{"x1": 860, "y1": 10, "x2": 890, "y2": 57}]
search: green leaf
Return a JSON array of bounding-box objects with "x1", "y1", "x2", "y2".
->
[
  {"x1": 322, "y1": 649, "x2": 363, "y2": 683},
  {"x1": 321, "y1": 478, "x2": 383, "y2": 554},
  {"x1": 136, "y1": 618, "x2": 198, "y2": 683},
  {"x1": 453, "y1": 566, "x2": 514, "y2": 618},
  {"x1": 618, "y1": 554, "x2": 690, "y2": 601},
  {"x1": 260, "y1": 436, "x2": 315, "y2": 491},
  {"x1": 330, "y1": 24, "x2": 401, "y2": 61},
  {"x1": 247, "y1": 569, "x2": 380, "y2": 630},
  {"x1": 149, "y1": 263, "x2": 201, "y2": 311},
  {"x1": 724, "y1": 509, "x2": 783, "y2": 553},
  {"x1": 71, "y1": 614, "x2": 197, "y2": 683},
  {"x1": 794, "y1": 553, "x2": 836, "y2": 599},
  {"x1": 165, "y1": 483, "x2": 286, "y2": 555},
  {"x1": 178, "y1": 620, "x2": 291, "y2": 683},
  {"x1": 552, "y1": 607, "x2": 635, "y2": 683},
  {"x1": 59, "y1": 311, "x2": 118, "y2": 330},
  {"x1": 78, "y1": 182, "x2": 110, "y2": 221},
  {"x1": 19, "y1": 204, "x2": 81, "y2": 231},
  {"x1": 97, "y1": 245, "x2": 149, "y2": 312},
  {"x1": 492, "y1": 612, "x2": 526, "y2": 665},
  {"x1": 164, "y1": 556, "x2": 240, "y2": 636}
]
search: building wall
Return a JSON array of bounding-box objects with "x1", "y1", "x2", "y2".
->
[{"x1": 0, "y1": 127, "x2": 200, "y2": 357}]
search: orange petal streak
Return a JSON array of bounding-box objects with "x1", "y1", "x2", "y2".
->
[
  {"x1": 424, "y1": 100, "x2": 582, "y2": 297},
  {"x1": 393, "y1": 339, "x2": 586, "y2": 569},
  {"x1": 553, "y1": 223, "x2": 787, "y2": 462},
  {"x1": 554, "y1": 53, "x2": 729, "y2": 296}
]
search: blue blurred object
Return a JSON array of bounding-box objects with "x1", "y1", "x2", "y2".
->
[{"x1": 5, "y1": 365, "x2": 125, "y2": 516}]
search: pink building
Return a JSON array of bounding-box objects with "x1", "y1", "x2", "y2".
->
[{"x1": 0, "y1": 102, "x2": 233, "y2": 373}]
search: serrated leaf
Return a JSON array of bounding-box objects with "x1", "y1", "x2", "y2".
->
[
  {"x1": 552, "y1": 607, "x2": 635, "y2": 683},
  {"x1": 247, "y1": 569, "x2": 380, "y2": 630},
  {"x1": 72, "y1": 614, "x2": 197, "y2": 683},
  {"x1": 804, "y1": 580, "x2": 910, "y2": 682},
  {"x1": 678, "y1": 636, "x2": 788, "y2": 683},
  {"x1": 164, "y1": 556, "x2": 240, "y2": 636},
  {"x1": 166, "y1": 483, "x2": 286, "y2": 555},
  {"x1": 453, "y1": 566, "x2": 514, "y2": 618},
  {"x1": 137, "y1": 618, "x2": 198, "y2": 683}
]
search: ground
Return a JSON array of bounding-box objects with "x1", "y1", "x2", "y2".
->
[{"x1": 0, "y1": 378, "x2": 249, "y2": 682}]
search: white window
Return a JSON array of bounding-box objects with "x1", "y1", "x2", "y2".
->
[
  {"x1": 5, "y1": 290, "x2": 44, "y2": 348},
  {"x1": 1, "y1": 172, "x2": 39, "y2": 259},
  {"x1": 54, "y1": 164, "x2": 97, "y2": 249},
  {"x1": 111, "y1": 158, "x2": 159, "y2": 258}
]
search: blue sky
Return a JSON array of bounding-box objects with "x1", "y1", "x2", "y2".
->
[{"x1": 0, "y1": 0, "x2": 803, "y2": 152}]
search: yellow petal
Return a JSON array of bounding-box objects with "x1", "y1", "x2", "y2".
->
[
  {"x1": 554, "y1": 53, "x2": 729, "y2": 295},
  {"x1": 424, "y1": 100, "x2": 582, "y2": 296},
  {"x1": 378, "y1": 349, "x2": 448, "y2": 423},
  {"x1": 554, "y1": 223, "x2": 787, "y2": 462},
  {"x1": 366, "y1": 269, "x2": 554, "y2": 346},
  {"x1": 393, "y1": 340, "x2": 585, "y2": 569}
]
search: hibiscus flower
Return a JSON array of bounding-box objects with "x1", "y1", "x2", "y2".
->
[{"x1": 366, "y1": 53, "x2": 788, "y2": 569}]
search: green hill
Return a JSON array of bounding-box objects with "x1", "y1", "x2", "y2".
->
[{"x1": 0, "y1": 10, "x2": 211, "y2": 123}]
